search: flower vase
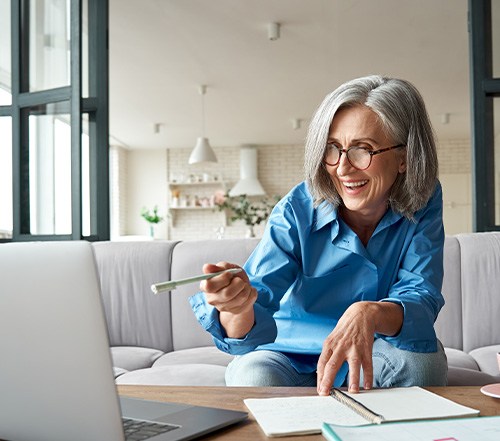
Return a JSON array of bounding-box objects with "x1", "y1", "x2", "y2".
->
[
  {"x1": 149, "y1": 224, "x2": 155, "y2": 239},
  {"x1": 246, "y1": 225, "x2": 256, "y2": 238}
]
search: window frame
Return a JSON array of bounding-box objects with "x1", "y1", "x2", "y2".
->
[
  {"x1": 469, "y1": 0, "x2": 500, "y2": 231},
  {"x1": 0, "y1": 0, "x2": 109, "y2": 243}
]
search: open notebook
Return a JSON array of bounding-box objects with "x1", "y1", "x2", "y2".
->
[{"x1": 244, "y1": 386, "x2": 479, "y2": 437}]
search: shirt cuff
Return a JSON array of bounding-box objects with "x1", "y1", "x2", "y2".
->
[
  {"x1": 377, "y1": 298, "x2": 438, "y2": 352},
  {"x1": 189, "y1": 292, "x2": 278, "y2": 355}
]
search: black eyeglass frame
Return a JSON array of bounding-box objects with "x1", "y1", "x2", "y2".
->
[{"x1": 323, "y1": 143, "x2": 406, "y2": 170}]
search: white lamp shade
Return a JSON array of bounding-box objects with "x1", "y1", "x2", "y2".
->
[
  {"x1": 188, "y1": 137, "x2": 217, "y2": 164},
  {"x1": 229, "y1": 146, "x2": 266, "y2": 196}
]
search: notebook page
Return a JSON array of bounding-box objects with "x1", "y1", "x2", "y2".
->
[
  {"x1": 244, "y1": 396, "x2": 369, "y2": 437},
  {"x1": 344, "y1": 386, "x2": 479, "y2": 422}
]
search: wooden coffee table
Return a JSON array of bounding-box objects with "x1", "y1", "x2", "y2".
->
[{"x1": 118, "y1": 385, "x2": 500, "y2": 440}]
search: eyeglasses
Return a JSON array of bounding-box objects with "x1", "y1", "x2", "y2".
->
[{"x1": 324, "y1": 143, "x2": 405, "y2": 170}]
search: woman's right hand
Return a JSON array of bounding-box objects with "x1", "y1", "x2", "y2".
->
[{"x1": 200, "y1": 262, "x2": 257, "y2": 338}]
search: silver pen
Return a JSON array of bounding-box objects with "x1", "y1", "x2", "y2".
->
[{"x1": 151, "y1": 268, "x2": 242, "y2": 294}]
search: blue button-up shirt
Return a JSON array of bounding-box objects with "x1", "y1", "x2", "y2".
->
[{"x1": 190, "y1": 181, "x2": 445, "y2": 386}]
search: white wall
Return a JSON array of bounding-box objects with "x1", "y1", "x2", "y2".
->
[
  {"x1": 109, "y1": 145, "x2": 129, "y2": 238},
  {"x1": 125, "y1": 149, "x2": 168, "y2": 239}
]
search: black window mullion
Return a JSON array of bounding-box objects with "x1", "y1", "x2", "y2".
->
[
  {"x1": 469, "y1": 0, "x2": 496, "y2": 231},
  {"x1": 18, "y1": 86, "x2": 71, "y2": 107},
  {"x1": 71, "y1": 0, "x2": 82, "y2": 239},
  {"x1": 483, "y1": 79, "x2": 500, "y2": 94},
  {"x1": 87, "y1": 0, "x2": 109, "y2": 240},
  {"x1": 11, "y1": 0, "x2": 24, "y2": 239},
  {"x1": 18, "y1": 107, "x2": 30, "y2": 236},
  {"x1": 81, "y1": 97, "x2": 98, "y2": 112}
]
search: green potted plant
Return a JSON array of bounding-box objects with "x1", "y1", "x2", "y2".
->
[
  {"x1": 215, "y1": 192, "x2": 280, "y2": 238},
  {"x1": 140, "y1": 205, "x2": 164, "y2": 238}
]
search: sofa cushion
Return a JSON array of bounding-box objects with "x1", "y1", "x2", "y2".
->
[
  {"x1": 169, "y1": 238, "x2": 260, "y2": 351},
  {"x1": 457, "y1": 232, "x2": 500, "y2": 352},
  {"x1": 469, "y1": 344, "x2": 500, "y2": 376},
  {"x1": 93, "y1": 241, "x2": 179, "y2": 352},
  {"x1": 447, "y1": 367, "x2": 500, "y2": 386},
  {"x1": 115, "y1": 364, "x2": 227, "y2": 386},
  {"x1": 444, "y1": 347, "x2": 479, "y2": 370},
  {"x1": 153, "y1": 346, "x2": 234, "y2": 367},
  {"x1": 111, "y1": 346, "x2": 165, "y2": 371},
  {"x1": 113, "y1": 367, "x2": 129, "y2": 378}
]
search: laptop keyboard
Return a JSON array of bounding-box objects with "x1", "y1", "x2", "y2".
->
[{"x1": 123, "y1": 417, "x2": 180, "y2": 440}]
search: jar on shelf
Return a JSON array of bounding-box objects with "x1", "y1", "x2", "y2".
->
[{"x1": 171, "y1": 189, "x2": 181, "y2": 207}]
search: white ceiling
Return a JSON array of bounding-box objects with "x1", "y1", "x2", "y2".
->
[{"x1": 109, "y1": 0, "x2": 471, "y2": 150}]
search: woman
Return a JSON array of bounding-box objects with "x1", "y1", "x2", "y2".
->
[{"x1": 189, "y1": 75, "x2": 447, "y2": 394}]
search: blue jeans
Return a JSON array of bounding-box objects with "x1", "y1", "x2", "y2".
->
[{"x1": 225, "y1": 338, "x2": 448, "y2": 387}]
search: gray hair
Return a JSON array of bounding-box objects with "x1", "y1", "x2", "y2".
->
[{"x1": 304, "y1": 75, "x2": 438, "y2": 219}]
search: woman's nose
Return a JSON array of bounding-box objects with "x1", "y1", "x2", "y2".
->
[{"x1": 336, "y1": 152, "x2": 355, "y2": 176}]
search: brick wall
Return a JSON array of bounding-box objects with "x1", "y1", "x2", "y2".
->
[
  {"x1": 166, "y1": 144, "x2": 305, "y2": 240},
  {"x1": 437, "y1": 139, "x2": 472, "y2": 234},
  {"x1": 437, "y1": 138, "x2": 471, "y2": 174}
]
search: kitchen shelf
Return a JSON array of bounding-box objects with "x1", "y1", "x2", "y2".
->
[{"x1": 168, "y1": 180, "x2": 227, "y2": 226}]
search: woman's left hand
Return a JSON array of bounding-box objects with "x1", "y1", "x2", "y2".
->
[
  {"x1": 316, "y1": 301, "x2": 403, "y2": 395},
  {"x1": 316, "y1": 302, "x2": 376, "y2": 395}
]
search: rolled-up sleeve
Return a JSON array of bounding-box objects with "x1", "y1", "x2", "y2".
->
[
  {"x1": 188, "y1": 197, "x2": 304, "y2": 355},
  {"x1": 379, "y1": 185, "x2": 445, "y2": 352},
  {"x1": 189, "y1": 293, "x2": 278, "y2": 354}
]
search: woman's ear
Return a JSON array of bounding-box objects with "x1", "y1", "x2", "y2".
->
[{"x1": 398, "y1": 152, "x2": 407, "y2": 174}]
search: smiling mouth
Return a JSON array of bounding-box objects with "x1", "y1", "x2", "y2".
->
[{"x1": 343, "y1": 180, "x2": 368, "y2": 189}]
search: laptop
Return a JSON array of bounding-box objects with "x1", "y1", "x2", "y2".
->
[{"x1": 0, "y1": 241, "x2": 247, "y2": 441}]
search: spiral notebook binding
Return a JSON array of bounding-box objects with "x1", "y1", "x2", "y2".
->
[{"x1": 330, "y1": 388, "x2": 385, "y2": 424}]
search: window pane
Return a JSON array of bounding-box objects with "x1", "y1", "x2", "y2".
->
[
  {"x1": 0, "y1": 0, "x2": 11, "y2": 104},
  {"x1": 0, "y1": 117, "x2": 12, "y2": 238},
  {"x1": 493, "y1": 0, "x2": 500, "y2": 78},
  {"x1": 29, "y1": 0, "x2": 70, "y2": 92},
  {"x1": 82, "y1": 0, "x2": 89, "y2": 97},
  {"x1": 28, "y1": 102, "x2": 71, "y2": 235}
]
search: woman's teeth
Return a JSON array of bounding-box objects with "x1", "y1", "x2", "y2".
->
[{"x1": 344, "y1": 180, "x2": 368, "y2": 188}]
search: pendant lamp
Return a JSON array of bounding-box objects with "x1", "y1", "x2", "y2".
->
[{"x1": 188, "y1": 85, "x2": 217, "y2": 164}]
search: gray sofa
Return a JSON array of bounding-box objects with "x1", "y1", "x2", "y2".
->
[{"x1": 91, "y1": 233, "x2": 500, "y2": 387}]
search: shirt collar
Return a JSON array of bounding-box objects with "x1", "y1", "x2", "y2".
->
[
  {"x1": 312, "y1": 201, "x2": 338, "y2": 233},
  {"x1": 312, "y1": 201, "x2": 404, "y2": 239},
  {"x1": 374, "y1": 206, "x2": 404, "y2": 233}
]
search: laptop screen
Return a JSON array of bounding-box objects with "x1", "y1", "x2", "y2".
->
[{"x1": 0, "y1": 241, "x2": 125, "y2": 441}]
